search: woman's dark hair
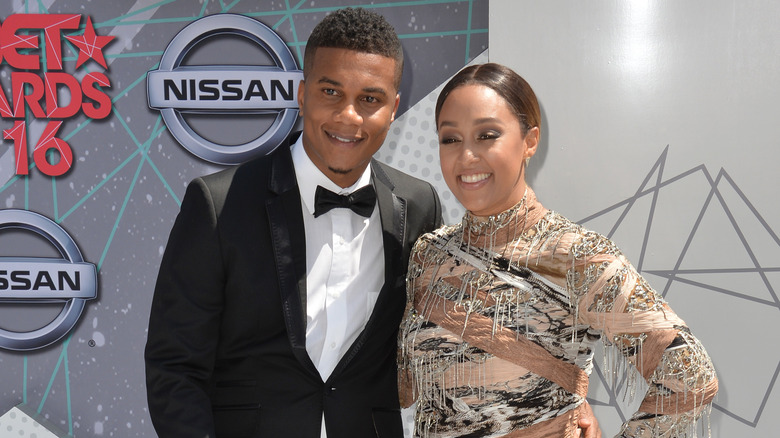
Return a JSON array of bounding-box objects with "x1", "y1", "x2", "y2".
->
[{"x1": 435, "y1": 63, "x2": 541, "y2": 135}]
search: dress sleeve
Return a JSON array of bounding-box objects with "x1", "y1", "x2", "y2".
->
[
  {"x1": 398, "y1": 233, "x2": 445, "y2": 408},
  {"x1": 572, "y1": 232, "x2": 718, "y2": 438}
]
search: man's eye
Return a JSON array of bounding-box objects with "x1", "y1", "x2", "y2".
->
[{"x1": 364, "y1": 96, "x2": 379, "y2": 103}]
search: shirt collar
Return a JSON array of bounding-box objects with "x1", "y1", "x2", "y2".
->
[{"x1": 291, "y1": 136, "x2": 373, "y2": 216}]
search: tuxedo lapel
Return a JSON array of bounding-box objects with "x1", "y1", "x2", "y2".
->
[
  {"x1": 372, "y1": 161, "x2": 408, "y2": 324},
  {"x1": 373, "y1": 161, "x2": 406, "y2": 284},
  {"x1": 265, "y1": 144, "x2": 318, "y2": 375}
]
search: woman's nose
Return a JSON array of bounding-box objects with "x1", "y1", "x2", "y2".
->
[{"x1": 460, "y1": 143, "x2": 479, "y2": 163}]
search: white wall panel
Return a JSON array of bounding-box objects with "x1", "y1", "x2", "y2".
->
[{"x1": 490, "y1": 1, "x2": 780, "y2": 436}]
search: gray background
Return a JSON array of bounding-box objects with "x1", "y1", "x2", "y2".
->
[{"x1": 490, "y1": 0, "x2": 778, "y2": 436}]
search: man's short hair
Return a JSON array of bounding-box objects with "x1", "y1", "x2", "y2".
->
[{"x1": 304, "y1": 7, "x2": 404, "y2": 90}]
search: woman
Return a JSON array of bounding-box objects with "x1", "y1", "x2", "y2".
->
[{"x1": 398, "y1": 63, "x2": 718, "y2": 437}]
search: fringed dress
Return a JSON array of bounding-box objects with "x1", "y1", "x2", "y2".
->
[{"x1": 398, "y1": 188, "x2": 718, "y2": 438}]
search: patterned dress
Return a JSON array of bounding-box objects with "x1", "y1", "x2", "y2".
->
[{"x1": 398, "y1": 188, "x2": 718, "y2": 438}]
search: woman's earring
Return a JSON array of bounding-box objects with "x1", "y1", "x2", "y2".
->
[{"x1": 525, "y1": 157, "x2": 530, "y2": 167}]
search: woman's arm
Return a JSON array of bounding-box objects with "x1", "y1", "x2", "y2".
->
[{"x1": 574, "y1": 237, "x2": 718, "y2": 437}]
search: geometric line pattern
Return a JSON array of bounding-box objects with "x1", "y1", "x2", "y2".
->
[{"x1": 577, "y1": 146, "x2": 779, "y2": 430}]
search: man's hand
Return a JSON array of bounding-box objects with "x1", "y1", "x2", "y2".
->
[{"x1": 575, "y1": 400, "x2": 602, "y2": 438}]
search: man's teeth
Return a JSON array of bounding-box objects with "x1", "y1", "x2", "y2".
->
[
  {"x1": 331, "y1": 134, "x2": 359, "y2": 142},
  {"x1": 460, "y1": 173, "x2": 490, "y2": 183}
]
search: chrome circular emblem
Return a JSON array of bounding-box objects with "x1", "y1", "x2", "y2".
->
[
  {"x1": 0, "y1": 209, "x2": 98, "y2": 351},
  {"x1": 147, "y1": 14, "x2": 302, "y2": 164}
]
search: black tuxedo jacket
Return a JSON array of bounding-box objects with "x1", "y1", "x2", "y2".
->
[{"x1": 145, "y1": 137, "x2": 442, "y2": 438}]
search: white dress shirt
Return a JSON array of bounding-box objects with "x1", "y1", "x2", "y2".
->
[{"x1": 291, "y1": 139, "x2": 385, "y2": 438}]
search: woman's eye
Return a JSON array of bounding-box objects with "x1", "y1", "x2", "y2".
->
[
  {"x1": 478, "y1": 131, "x2": 500, "y2": 140},
  {"x1": 440, "y1": 137, "x2": 459, "y2": 144}
]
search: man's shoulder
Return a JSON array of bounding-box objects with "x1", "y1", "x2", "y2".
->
[
  {"x1": 372, "y1": 159, "x2": 434, "y2": 193},
  {"x1": 199, "y1": 142, "x2": 291, "y2": 187},
  {"x1": 372, "y1": 160, "x2": 441, "y2": 228},
  {"x1": 180, "y1": 144, "x2": 294, "y2": 217}
]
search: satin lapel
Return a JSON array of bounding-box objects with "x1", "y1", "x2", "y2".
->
[
  {"x1": 266, "y1": 145, "x2": 318, "y2": 375},
  {"x1": 375, "y1": 164, "x2": 406, "y2": 284},
  {"x1": 328, "y1": 161, "x2": 406, "y2": 379}
]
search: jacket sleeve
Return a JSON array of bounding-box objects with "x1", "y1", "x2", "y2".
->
[
  {"x1": 573, "y1": 232, "x2": 718, "y2": 438},
  {"x1": 145, "y1": 178, "x2": 225, "y2": 438}
]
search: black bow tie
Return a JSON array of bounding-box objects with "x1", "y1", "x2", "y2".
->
[{"x1": 313, "y1": 185, "x2": 377, "y2": 218}]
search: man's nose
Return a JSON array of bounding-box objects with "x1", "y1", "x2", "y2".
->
[{"x1": 334, "y1": 102, "x2": 362, "y2": 125}]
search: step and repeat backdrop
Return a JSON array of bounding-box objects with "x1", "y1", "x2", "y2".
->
[
  {"x1": 0, "y1": 1, "x2": 486, "y2": 436},
  {"x1": 1, "y1": 0, "x2": 776, "y2": 437}
]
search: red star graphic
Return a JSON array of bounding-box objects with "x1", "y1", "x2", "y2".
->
[{"x1": 65, "y1": 16, "x2": 114, "y2": 69}]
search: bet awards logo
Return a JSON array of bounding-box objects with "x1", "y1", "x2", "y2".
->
[
  {"x1": 0, "y1": 14, "x2": 114, "y2": 176},
  {"x1": 147, "y1": 14, "x2": 302, "y2": 165},
  {"x1": 0, "y1": 209, "x2": 97, "y2": 351}
]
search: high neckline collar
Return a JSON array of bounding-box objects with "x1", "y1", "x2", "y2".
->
[{"x1": 461, "y1": 187, "x2": 548, "y2": 240}]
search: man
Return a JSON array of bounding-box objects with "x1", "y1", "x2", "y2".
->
[
  {"x1": 145, "y1": 7, "x2": 600, "y2": 438},
  {"x1": 145, "y1": 8, "x2": 440, "y2": 437}
]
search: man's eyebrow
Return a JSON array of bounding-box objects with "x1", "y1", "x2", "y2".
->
[
  {"x1": 316, "y1": 76, "x2": 388, "y2": 96},
  {"x1": 317, "y1": 76, "x2": 341, "y2": 87},
  {"x1": 362, "y1": 86, "x2": 388, "y2": 96}
]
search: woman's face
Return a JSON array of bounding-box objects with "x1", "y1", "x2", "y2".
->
[{"x1": 437, "y1": 84, "x2": 539, "y2": 217}]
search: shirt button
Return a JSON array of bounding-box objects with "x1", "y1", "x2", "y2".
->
[{"x1": 330, "y1": 342, "x2": 337, "y2": 349}]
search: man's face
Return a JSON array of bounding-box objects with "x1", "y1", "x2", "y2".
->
[{"x1": 297, "y1": 47, "x2": 400, "y2": 188}]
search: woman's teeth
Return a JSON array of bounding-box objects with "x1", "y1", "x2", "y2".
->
[{"x1": 460, "y1": 173, "x2": 490, "y2": 183}]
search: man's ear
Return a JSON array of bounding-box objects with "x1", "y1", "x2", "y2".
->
[
  {"x1": 297, "y1": 79, "x2": 305, "y2": 116},
  {"x1": 390, "y1": 93, "x2": 400, "y2": 122}
]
